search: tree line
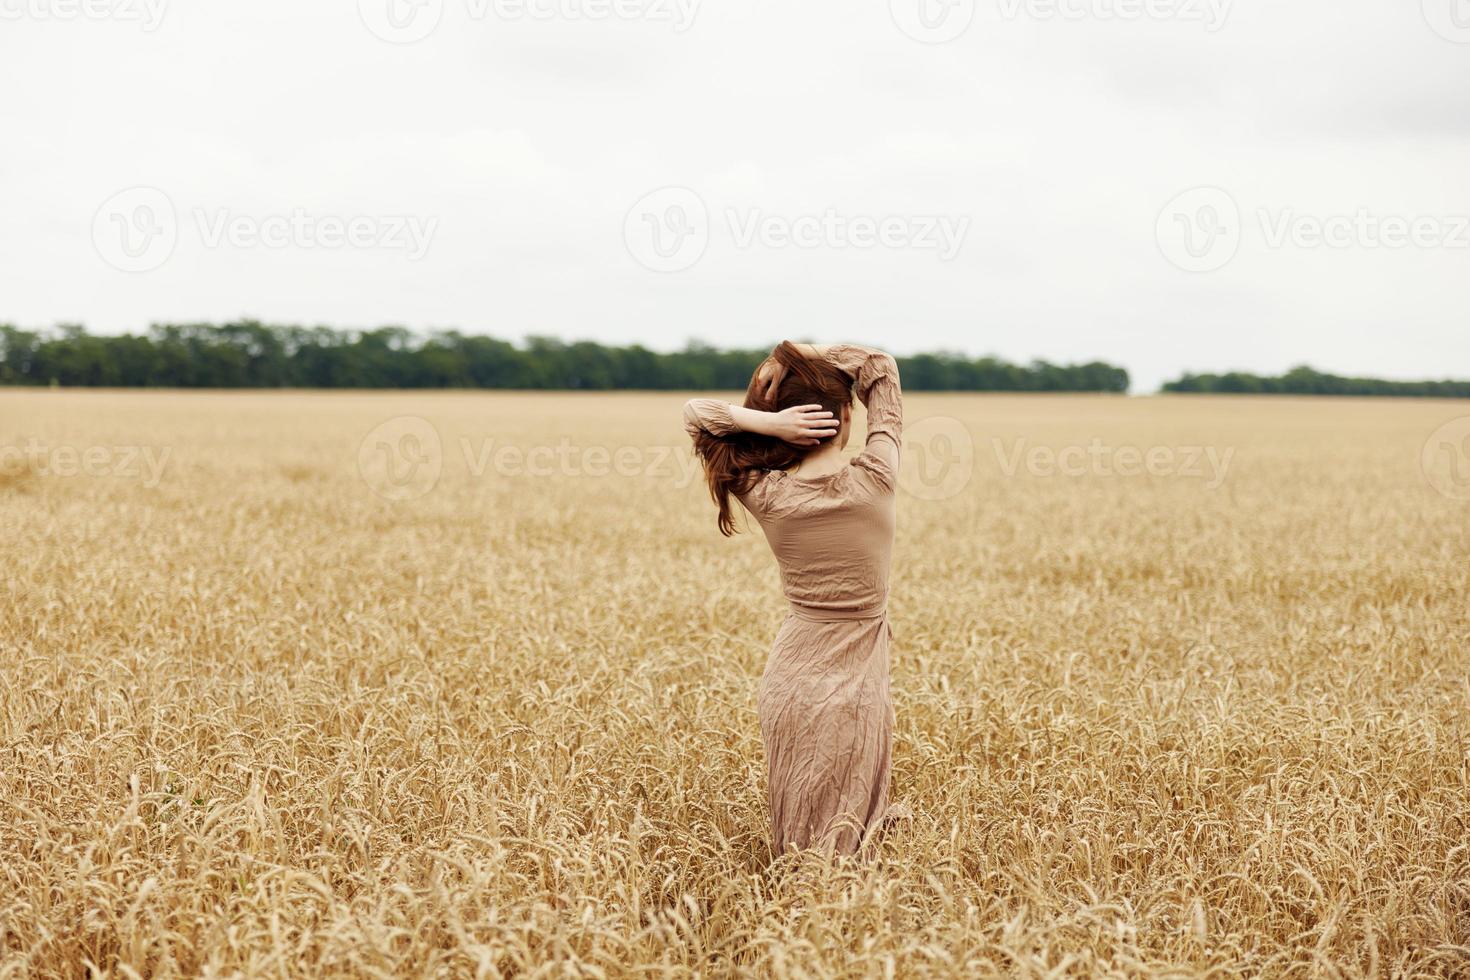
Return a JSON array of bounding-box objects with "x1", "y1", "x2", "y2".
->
[
  {"x1": 0, "y1": 323, "x2": 1131, "y2": 392},
  {"x1": 1162, "y1": 366, "x2": 1470, "y2": 399},
  {"x1": 5, "y1": 323, "x2": 1458, "y2": 396}
]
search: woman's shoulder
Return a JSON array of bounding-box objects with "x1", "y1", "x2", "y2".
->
[
  {"x1": 850, "y1": 449, "x2": 898, "y2": 493},
  {"x1": 735, "y1": 468, "x2": 777, "y2": 506}
]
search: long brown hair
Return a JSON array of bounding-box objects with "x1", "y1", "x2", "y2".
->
[{"x1": 690, "y1": 342, "x2": 854, "y2": 536}]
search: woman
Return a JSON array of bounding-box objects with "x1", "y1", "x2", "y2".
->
[{"x1": 682, "y1": 342, "x2": 904, "y2": 858}]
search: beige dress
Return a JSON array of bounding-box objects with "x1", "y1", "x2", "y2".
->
[{"x1": 684, "y1": 346, "x2": 903, "y2": 857}]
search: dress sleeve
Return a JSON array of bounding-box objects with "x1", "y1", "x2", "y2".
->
[
  {"x1": 824, "y1": 345, "x2": 903, "y2": 468},
  {"x1": 682, "y1": 398, "x2": 738, "y2": 441}
]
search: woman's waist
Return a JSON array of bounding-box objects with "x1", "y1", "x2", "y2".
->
[{"x1": 784, "y1": 598, "x2": 888, "y2": 622}]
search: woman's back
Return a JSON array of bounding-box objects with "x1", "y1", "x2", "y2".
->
[{"x1": 740, "y1": 454, "x2": 897, "y2": 618}]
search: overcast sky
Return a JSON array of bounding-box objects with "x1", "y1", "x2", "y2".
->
[{"x1": 2, "y1": 0, "x2": 1467, "y2": 391}]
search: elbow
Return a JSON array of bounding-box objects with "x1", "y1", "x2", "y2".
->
[{"x1": 681, "y1": 399, "x2": 699, "y2": 435}]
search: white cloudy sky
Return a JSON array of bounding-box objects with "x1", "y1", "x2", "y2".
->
[{"x1": 1, "y1": 0, "x2": 1467, "y2": 391}]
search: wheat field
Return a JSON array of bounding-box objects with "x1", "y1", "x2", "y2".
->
[{"x1": 1, "y1": 389, "x2": 1467, "y2": 978}]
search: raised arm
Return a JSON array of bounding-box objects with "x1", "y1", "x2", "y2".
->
[
  {"x1": 682, "y1": 398, "x2": 739, "y2": 439},
  {"x1": 683, "y1": 398, "x2": 838, "y2": 446},
  {"x1": 804, "y1": 344, "x2": 903, "y2": 469}
]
